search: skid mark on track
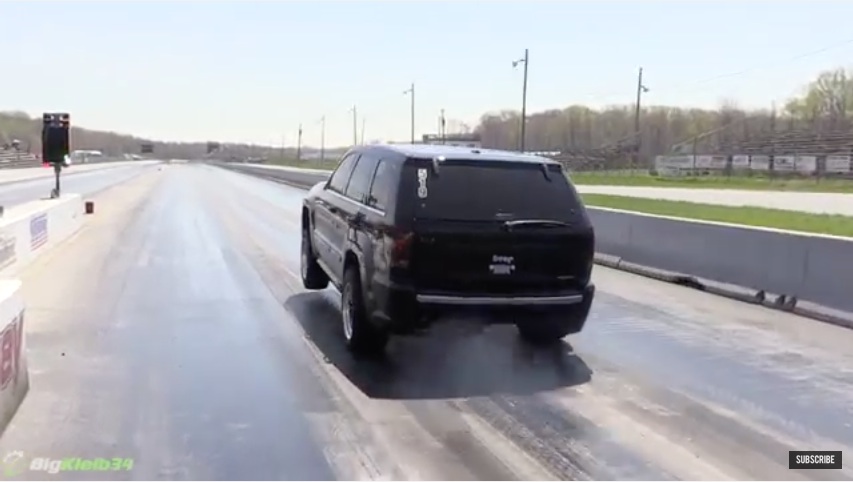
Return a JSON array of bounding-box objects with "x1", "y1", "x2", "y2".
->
[
  {"x1": 567, "y1": 359, "x2": 853, "y2": 480},
  {"x1": 306, "y1": 411, "x2": 401, "y2": 481},
  {"x1": 401, "y1": 400, "x2": 530, "y2": 481},
  {"x1": 592, "y1": 266, "x2": 853, "y2": 373},
  {"x1": 468, "y1": 394, "x2": 678, "y2": 481},
  {"x1": 582, "y1": 291, "x2": 853, "y2": 451},
  {"x1": 542, "y1": 384, "x2": 736, "y2": 481},
  {"x1": 452, "y1": 405, "x2": 560, "y2": 481}
]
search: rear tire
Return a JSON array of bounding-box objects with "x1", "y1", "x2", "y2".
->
[
  {"x1": 301, "y1": 225, "x2": 329, "y2": 290},
  {"x1": 342, "y1": 265, "x2": 388, "y2": 355}
]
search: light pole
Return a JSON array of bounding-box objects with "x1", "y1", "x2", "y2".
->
[
  {"x1": 296, "y1": 123, "x2": 303, "y2": 161},
  {"x1": 403, "y1": 83, "x2": 415, "y2": 144},
  {"x1": 361, "y1": 117, "x2": 366, "y2": 145},
  {"x1": 440, "y1": 108, "x2": 446, "y2": 144},
  {"x1": 633, "y1": 67, "x2": 649, "y2": 170},
  {"x1": 317, "y1": 115, "x2": 326, "y2": 163},
  {"x1": 512, "y1": 49, "x2": 529, "y2": 152},
  {"x1": 349, "y1": 105, "x2": 358, "y2": 146}
]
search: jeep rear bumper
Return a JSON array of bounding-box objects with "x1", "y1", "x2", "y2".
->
[
  {"x1": 415, "y1": 293, "x2": 585, "y2": 306},
  {"x1": 371, "y1": 281, "x2": 595, "y2": 335}
]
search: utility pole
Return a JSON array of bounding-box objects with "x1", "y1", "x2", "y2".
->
[
  {"x1": 512, "y1": 49, "x2": 529, "y2": 152},
  {"x1": 296, "y1": 123, "x2": 303, "y2": 161},
  {"x1": 318, "y1": 116, "x2": 325, "y2": 163},
  {"x1": 361, "y1": 117, "x2": 366, "y2": 145},
  {"x1": 350, "y1": 105, "x2": 358, "y2": 146},
  {"x1": 633, "y1": 67, "x2": 649, "y2": 170},
  {"x1": 440, "y1": 108, "x2": 446, "y2": 144},
  {"x1": 403, "y1": 83, "x2": 415, "y2": 143}
]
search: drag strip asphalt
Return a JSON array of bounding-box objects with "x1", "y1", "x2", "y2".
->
[{"x1": 0, "y1": 163, "x2": 851, "y2": 480}]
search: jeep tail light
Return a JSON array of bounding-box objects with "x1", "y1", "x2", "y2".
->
[{"x1": 388, "y1": 229, "x2": 414, "y2": 268}]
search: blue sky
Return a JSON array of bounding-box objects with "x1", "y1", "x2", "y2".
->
[{"x1": 2, "y1": 1, "x2": 853, "y2": 148}]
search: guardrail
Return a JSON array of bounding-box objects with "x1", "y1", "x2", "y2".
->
[{"x1": 214, "y1": 162, "x2": 853, "y2": 326}]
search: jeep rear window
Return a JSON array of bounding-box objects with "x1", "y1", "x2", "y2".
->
[{"x1": 404, "y1": 159, "x2": 582, "y2": 222}]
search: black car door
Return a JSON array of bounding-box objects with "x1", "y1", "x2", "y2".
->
[
  {"x1": 336, "y1": 152, "x2": 380, "y2": 279},
  {"x1": 314, "y1": 153, "x2": 359, "y2": 279}
]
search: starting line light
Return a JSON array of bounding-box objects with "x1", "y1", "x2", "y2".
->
[
  {"x1": 42, "y1": 112, "x2": 70, "y2": 126},
  {"x1": 41, "y1": 112, "x2": 71, "y2": 165}
]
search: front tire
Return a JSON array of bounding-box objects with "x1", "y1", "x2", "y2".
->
[
  {"x1": 342, "y1": 265, "x2": 388, "y2": 355},
  {"x1": 301, "y1": 225, "x2": 329, "y2": 290}
]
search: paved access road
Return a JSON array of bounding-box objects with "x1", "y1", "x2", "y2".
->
[
  {"x1": 1, "y1": 163, "x2": 851, "y2": 480},
  {"x1": 575, "y1": 185, "x2": 853, "y2": 216},
  {"x1": 0, "y1": 161, "x2": 161, "y2": 208}
]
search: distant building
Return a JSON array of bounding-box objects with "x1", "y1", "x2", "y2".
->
[
  {"x1": 70, "y1": 150, "x2": 104, "y2": 163},
  {"x1": 421, "y1": 133, "x2": 482, "y2": 148}
]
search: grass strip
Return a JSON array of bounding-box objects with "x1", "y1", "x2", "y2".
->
[
  {"x1": 571, "y1": 172, "x2": 853, "y2": 194},
  {"x1": 581, "y1": 193, "x2": 853, "y2": 237}
]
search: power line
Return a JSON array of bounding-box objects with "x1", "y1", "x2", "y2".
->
[
  {"x1": 571, "y1": 36, "x2": 853, "y2": 104},
  {"x1": 663, "y1": 36, "x2": 853, "y2": 96}
]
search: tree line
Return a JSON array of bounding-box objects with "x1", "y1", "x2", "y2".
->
[
  {"x1": 0, "y1": 111, "x2": 214, "y2": 159},
  {"x1": 479, "y1": 67, "x2": 853, "y2": 161},
  {"x1": 2, "y1": 66, "x2": 852, "y2": 161}
]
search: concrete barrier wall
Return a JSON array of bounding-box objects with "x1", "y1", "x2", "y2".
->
[
  {"x1": 216, "y1": 162, "x2": 853, "y2": 315},
  {"x1": 0, "y1": 280, "x2": 26, "y2": 437},
  {"x1": 589, "y1": 208, "x2": 853, "y2": 313},
  {"x1": 0, "y1": 194, "x2": 84, "y2": 276},
  {"x1": 216, "y1": 163, "x2": 327, "y2": 189},
  {"x1": 0, "y1": 193, "x2": 85, "y2": 435}
]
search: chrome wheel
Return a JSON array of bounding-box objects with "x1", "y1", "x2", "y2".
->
[{"x1": 342, "y1": 282, "x2": 354, "y2": 341}]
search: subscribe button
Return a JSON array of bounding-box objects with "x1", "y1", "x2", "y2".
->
[{"x1": 789, "y1": 451, "x2": 843, "y2": 470}]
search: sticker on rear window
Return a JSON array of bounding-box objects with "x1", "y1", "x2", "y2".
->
[{"x1": 417, "y1": 168, "x2": 428, "y2": 199}]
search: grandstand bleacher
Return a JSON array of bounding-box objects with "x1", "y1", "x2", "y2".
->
[
  {"x1": 0, "y1": 147, "x2": 39, "y2": 169},
  {"x1": 723, "y1": 129, "x2": 853, "y2": 156}
]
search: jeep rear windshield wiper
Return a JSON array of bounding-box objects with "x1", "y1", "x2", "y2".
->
[{"x1": 502, "y1": 219, "x2": 571, "y2": 230}]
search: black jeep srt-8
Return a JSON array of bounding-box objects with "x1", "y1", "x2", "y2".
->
[{"x1": 301, "y1": 144, "x2": 596, "y2": 354}]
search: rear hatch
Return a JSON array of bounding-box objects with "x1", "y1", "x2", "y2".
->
[{"x1": 402, "y1": 157, "x2": 594, "y2": 296}]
